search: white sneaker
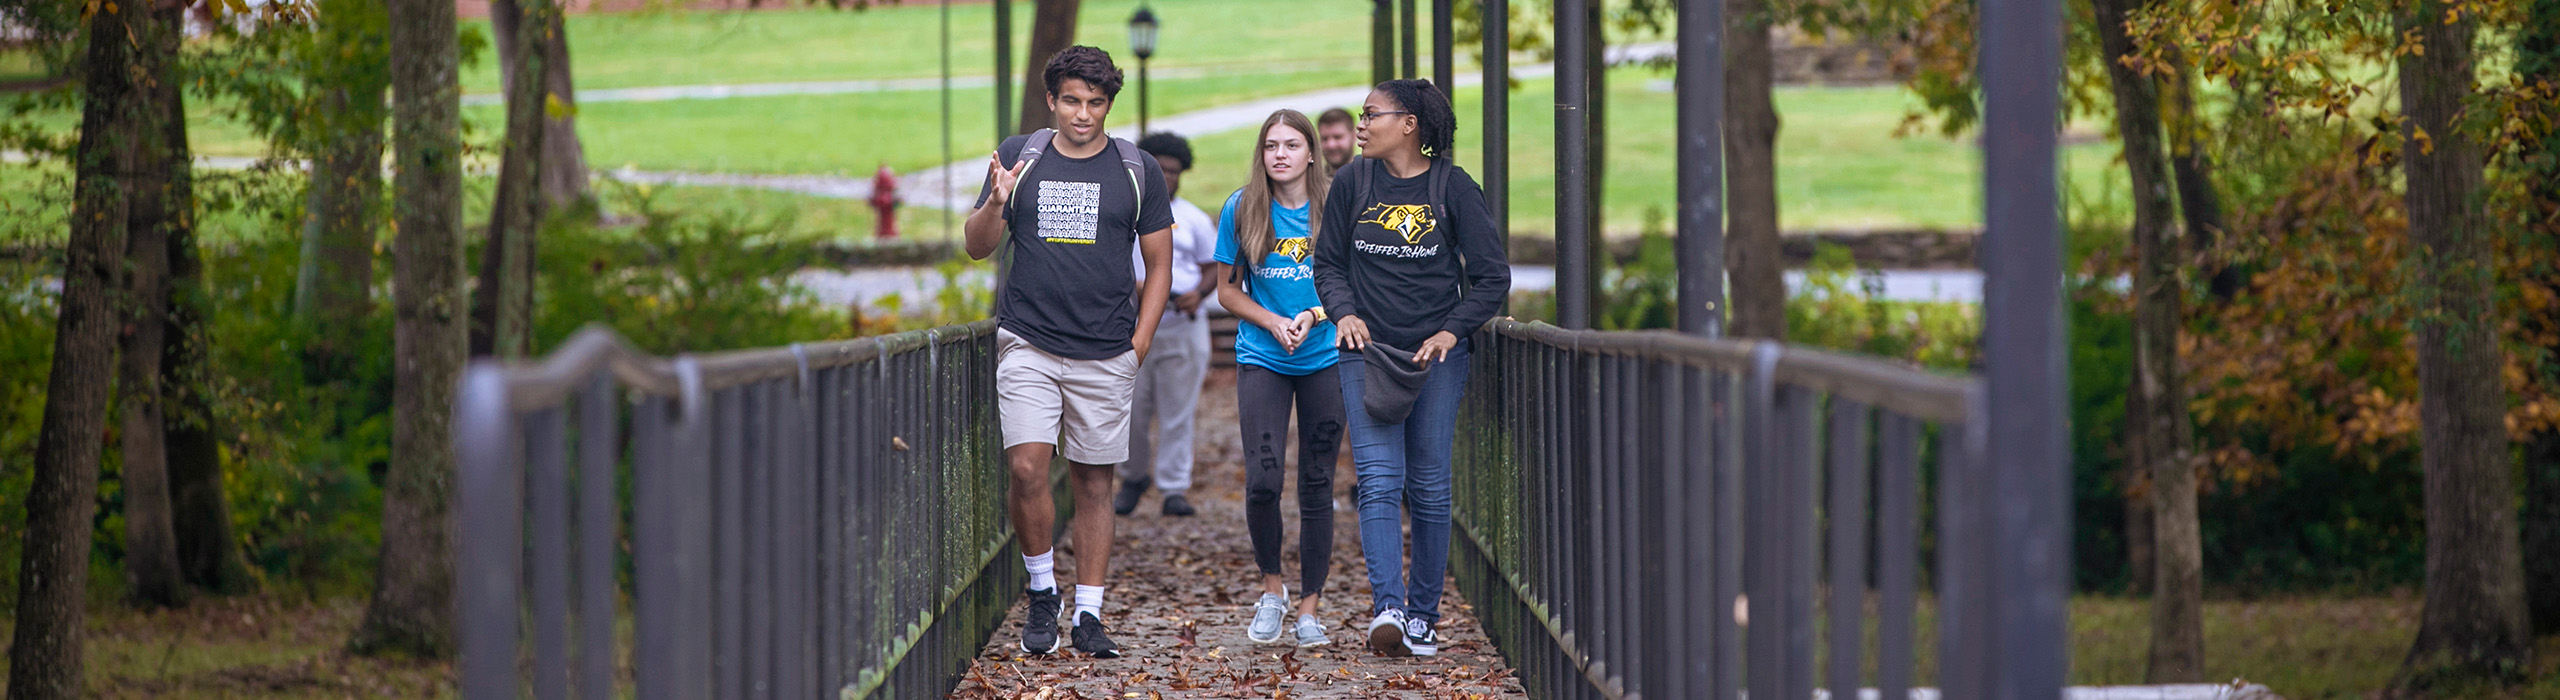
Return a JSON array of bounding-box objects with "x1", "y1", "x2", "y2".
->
[
  {"x1": 1366, "y1": 609, "x2": 1413, "y2": 657},
  {"x1": 1247, "y1": 591, "x2": 1289, "y2": 645}
]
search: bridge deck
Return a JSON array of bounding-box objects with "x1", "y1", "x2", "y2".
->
[{"x1": 946, "y1": 367, "x2": 1530, "y2": 699}]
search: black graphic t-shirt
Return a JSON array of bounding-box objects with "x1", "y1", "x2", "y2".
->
[
  {"x1": 976, "y1": 134, "x2": 1175, "y2": 360},
  {"x1": 1313, "y1": 160, "x2": 1511, "y2": 351}
]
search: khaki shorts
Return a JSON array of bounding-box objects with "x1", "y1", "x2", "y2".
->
[{"x1": 996, "y1": 328, "x2": 1141, "y2": 465}]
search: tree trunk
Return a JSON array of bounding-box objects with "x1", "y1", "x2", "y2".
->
[
  {"x1": 293, "y1": 0, "x2": 389, "y2": 375},
  {"x1": 297, "y1": 112, "x2": 387, "y2": 366},
  {"x1": 504, "y1": 2, "x2": 593, "y2": 215},
  {"x1": 155, "y1": 57, "x2": 252, "y2": 596},
  {"x1": 2513, "y1": 0, "x2": 2560, "y2": 639},
  {"x1": 307, "y1": 127, "x2": 385, "y2": 343},
  {"x1": 2123, "y1": 391, "x2": 2153, "y2": 596},
  {"x1": 2124, "y1": 480, "x2": 2154, "y2": 595},
  {"x1": 2161, "y1": 66, "x2": 2237, "y2": 301},
  {"x1": 2091, "y1": 0, "x2": 2203, "y2": 680},
  {"x1": 7, "y1": 2, "x2": 149, "y2": 696},
  {"x1": 354, "y1": 0, "x2": 466, "y2": 659},
  {"x1": 1723, "y1": 0, "x2": 1783, "y2": 340},
  {"x1": 532, "y1": 5, "x2": 590, "y2": 214},
  {"x1": 1014, "y1": 0, "x2": 1080, "y2": 135},
  {"x1": 2391, "y1": 0, "x2": 2533, "y2": 690},
  {"x1": 472, "y1": 0, "x2": 550, "y2": 359},
  {"x1": 118, "y1": 9, "x2": 186, "y2": 605}
]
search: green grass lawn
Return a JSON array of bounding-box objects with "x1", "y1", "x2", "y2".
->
[
  {"x1": 8, "y1": 0, "x2": 2134, "y2": 237},
  {"x1": 547, "y1": 67, "x2": 1363, "y2": 176},
  {"x1": 9, "y1": 69, "x2": 2124, "y2": 237},
  {"x1": 1179, "y1": 65, "x2": 2125, "y2": 235},
  {"x1": 0, "y1": 50, "x2": 48, "y2": 83},
  {"x1": 455, "y1": 0, "x2": 1376, "y2": 94}
]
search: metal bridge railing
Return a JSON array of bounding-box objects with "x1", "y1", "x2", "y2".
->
[
  {"x1": 452, "y1": 319, "x2": 1010, "y2": 700},
  {"x1": 1453, "y1": 319, "x2": 1987, "y2": 700}
]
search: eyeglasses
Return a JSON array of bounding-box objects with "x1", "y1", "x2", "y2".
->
[{"x1": 1358, "y1": 110, "x2": 1413, "y2": 124}]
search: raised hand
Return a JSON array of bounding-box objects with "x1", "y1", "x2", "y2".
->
[{"x1": 986, "y1": 152, "x2": 1031, "y2": 206}]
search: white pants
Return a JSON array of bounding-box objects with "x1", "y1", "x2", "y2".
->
[{"x1": 1121, "y1": 310, "x2": 1211, "y2": 494}]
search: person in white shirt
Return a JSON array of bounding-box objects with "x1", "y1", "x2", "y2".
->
[{"x1": 1117, "y1": 132, "x2": 1220, "y2": 516}]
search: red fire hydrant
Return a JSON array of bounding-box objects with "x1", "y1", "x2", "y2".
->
[{"x1": 869, "y1": 165, "x2": 901, "y2": 240}]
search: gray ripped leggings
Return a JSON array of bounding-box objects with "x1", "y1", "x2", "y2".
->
[{"x1": 1238, "y1": 364, "x2": 1342, "y2": 598}]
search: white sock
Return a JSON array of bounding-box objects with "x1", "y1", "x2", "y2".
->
[
  {"x1": 1074, "y1": 584, "x2": 1105, "y2": 621},
  {"x1": 1024, "y1": 551, "x2": 1056, "y2": 593}
]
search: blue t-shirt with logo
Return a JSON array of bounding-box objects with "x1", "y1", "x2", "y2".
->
[{"x1": 1215, "y1": 191, "x2": 1338, "y2": 375}]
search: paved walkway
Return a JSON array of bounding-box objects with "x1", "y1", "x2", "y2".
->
[
  {"x1": 456, "y1": 59, "x2": 1358, "y2": 107},
  {"x1": 945, "y1": 367, "x2": 1530, "y2": 699},
  {"x1": 897, "y1": 43, "x2": 1674, "y2": 212}
]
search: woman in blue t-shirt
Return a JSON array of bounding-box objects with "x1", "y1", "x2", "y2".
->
[{"x1": 1214, "y1": 109, "x2": 1342, "y2": 648}]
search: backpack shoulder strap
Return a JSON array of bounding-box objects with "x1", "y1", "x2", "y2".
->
[
  {"x1": 1005, "y1": 129, "x2": 1057, "y2": 214},
  {"x1": 1427, "y1": 159, "x2": 1451, "y2": 221},
  {"x1": 1113, "y1": 136, "x2": 1149, "y2": 216},
  {"x1": 1354, "y1": 157, "x2": 1377, "y2": 215}
]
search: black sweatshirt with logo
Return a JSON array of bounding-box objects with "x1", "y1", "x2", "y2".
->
[{"x1": 1312, "y1": 159, "x2": 1512, "y2": 351}]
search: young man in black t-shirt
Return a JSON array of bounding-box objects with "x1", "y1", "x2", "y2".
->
[{"x1": 964, "y1": 45, "x2": 1175, "y2": 659}]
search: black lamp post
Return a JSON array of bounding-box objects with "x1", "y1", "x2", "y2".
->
[{"x1": 1128, "y1": 5, "x2": 1158, "y2": 137}]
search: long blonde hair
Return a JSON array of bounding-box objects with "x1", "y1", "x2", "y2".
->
[{"x1": 1234, "y1": 109, "x2": 1331, "y2": 274}]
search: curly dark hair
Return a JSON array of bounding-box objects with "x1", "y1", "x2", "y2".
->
[
  {"x1": 1374, "y1": 79, "x2": 1456, "y2": 161},
  {"x1": 1044, "y1": 46, "x2": 1125, "y2": 99},
  {"x1": 1137, "y1": 132, "x2": 1193, "y2": 171}
]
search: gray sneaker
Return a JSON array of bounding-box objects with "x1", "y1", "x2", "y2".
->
[
  {"x1": 1293, "y1": 613, "x2": 1331, "y2": 647},
  {"x1": 1247, "y1": 591, "x2": 1288, "y2": 645}
]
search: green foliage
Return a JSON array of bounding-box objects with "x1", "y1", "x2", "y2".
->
[
  {"x1": 188, "y1": 0, "x2": 392, "y2": 159},
  {"x1": 0, "y1": 165, "x2": 884, "y2": 602},
  {"x1": 0, "y1": 259, "x2": 57, "y2": 609},
  {"x1": 1596, "y1": 208, "x2": 1677, "y2": 330},
  {"x1": 2066, "y1": 273, "x2": 2134, "y2": 592},
  {"x1": 1783, "y1": 243, "x2": 1980, "y2": 372},
  {"x1": 533, "y1": 184, "x2": 854, "y2": 355},
  {"x1": 862, "y1": 255, "x2": 996, "y2": 334},
  {"x1": 196, "y1": 230, "x2": 394, "y2": 599}
]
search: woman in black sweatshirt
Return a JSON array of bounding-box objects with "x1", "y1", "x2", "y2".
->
[{"x1": 1311, "y1": 78, "x2": 1511, "y2": 658}]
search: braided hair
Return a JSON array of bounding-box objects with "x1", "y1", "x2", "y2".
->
[{"x1": 1374, "y1": 78, "x2": 1456, "y2": 161}]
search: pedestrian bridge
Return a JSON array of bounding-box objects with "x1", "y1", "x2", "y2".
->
[
  {"x1": 453, "y1": 0, "x2": 2075, "y2": 691},
  {"x1": 451, "y1": 312, "x2": 2067, "y2": 700}
]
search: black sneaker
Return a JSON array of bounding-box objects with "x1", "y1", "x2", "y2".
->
[
  {"x1": 1159, "y1": 493, "x2": 1196, "y2": 517},
  {"x1": 1070, "y1": 611, "x2": 1122, "y2": 658},
  {"x1": 1366, "y1": 609, "x2": 1411, "y2": 657},
  {"x1": 1112, "y1": 479, "x2": 1149, "y2": 515},
  {"x1": 1020, "y1": 588, "x2": 1064, "y2": 654},
  {"x1": 1403, "y1": 616, "x2": 1439, "y2": 656}
]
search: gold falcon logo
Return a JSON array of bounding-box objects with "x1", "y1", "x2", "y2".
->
[
  {"x1": 1358, "y1": 204, "x2": 1437, "y2": 245},
  {"x1": 1273, "y1": 237, "x2": 1312, "y2": 263}
]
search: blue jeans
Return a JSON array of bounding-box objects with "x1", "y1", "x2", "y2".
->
[{"x1": 1338, "y1": 338, "x2": 1471, "y2": 623}]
